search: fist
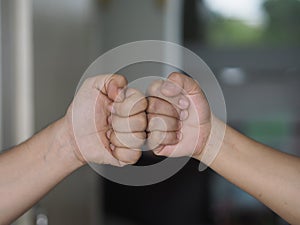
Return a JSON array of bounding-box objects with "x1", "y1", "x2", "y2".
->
[
  {"x1": 68, "y1": 74, "x2": 147, "y2": 166},
  {"x1": 146, "y1": 72, "x2": 212, "y2": 159}
]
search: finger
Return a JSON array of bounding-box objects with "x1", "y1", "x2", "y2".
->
[
  {"x1": 93, "y1": 74, "x2": 127, "y2": 102},
  {"x1": 147, "y1": 79, "x2": 190, "y2": 110},
  {"x1": 147, "y1": 96, "x2": 179, "y2": 119},
  {"x1": 111, "y1": 112, "x2": 147, "y2": 132},
  {"x1": 161, "y1": 72, "x2": 202, "y2": 97},
  {"x1": 95, "y1": 92, "x2": 112, "y2": 127},
  {"x1": 147, "y1": 97, "x2": 189, "y2": 121},
  {"x1": 147, "y1": 114, "x2": 181, "y2": 132},
  {"x1": 147, "y1": 131, "x2": 179, "y2": 150},
  {"x1": 152, "y1": 145, "x2": 176, "y2": 157},
  {"x1": 110, "y1": 131, "x2": 146, "y2": 149},
  {"x1": 152, "y1": 145, "x2": 165, "y2": 155},
  {"x1": 160, "y1": 79, "x2": 182, "y2": 97},
  {"x1": 112, "y1": 147, "x2": 142, "y2": 165},
  {"x1": 112, "y1": 88, "x2": 147, "y2": 117}
]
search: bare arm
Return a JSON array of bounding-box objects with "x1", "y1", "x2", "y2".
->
[
  {"x1": 0, "y1": 118, "x2": 82, "y2": 224},
  {"x1": 204, "y1": 118, "x2": 300, "y2": 224},
  {"x1": 148, "y1": 72, "x2": 300, "y2": 225},
  {"x1": 0, "y1": 74, "x2": 146, "y2": 224}
]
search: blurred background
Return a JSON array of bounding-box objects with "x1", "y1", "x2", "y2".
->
[{"x1": 1, "y1": 0, "x2": 300, "y2": 224}]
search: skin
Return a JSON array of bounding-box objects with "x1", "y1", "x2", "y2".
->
[
  {"x1": 0, "y1": 74, "x2": 147, "y2": 225},
  {"x1": 147, "y1": 72, "x2": 300, "y2": 225},
  {"x1": 1, "y1": 72, "x2": 299, "y2": 224}
]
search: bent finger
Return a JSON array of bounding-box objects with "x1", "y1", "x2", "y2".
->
[
  {"x1": 147, "y1": 114, "x2": 181, "y2": 132},
  {"x1": 112, "y1": 147, "x2": 142, "y2": 165},
  {"x1": 147, "y1": 96, "x2": 179, "y2": 119},
  {"x1": 110, "y1": 131, "x2": 146, "y2": 149},
  {"x1": 112, "y1": 88, "x2": 147, "y2": 117},
  {"x1": 111, "y1": 112, "x2": 147, "y2": 132},
  {"x1": 147, "y1": 131, "x2": 180, "y2": 150},
  {"x1": 147, "y1": 79, "x2": 190, "y2": 110},
  {"x1": 161, "y1": 72, "x2": 202, "y2": 97}
]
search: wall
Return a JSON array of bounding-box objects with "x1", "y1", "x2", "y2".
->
[{"x1": 32, "y1": 0, "x2": 103, "y2": 224}]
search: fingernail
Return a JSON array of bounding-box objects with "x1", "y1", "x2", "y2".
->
[
  {"x1": 110, "y1": 144, "x2": 115, "y2": 151},
  {"x1": 106, "y1": 130, "x2": 112, "y2": 139},
  {"x1": 179, "y1": 98, "x2": 189, "y2": 109},
  {"x1": 180, "y1": 110, "x2": 188, "y2": 120}
]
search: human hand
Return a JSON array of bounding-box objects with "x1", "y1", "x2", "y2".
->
[
  {"x1": 146, "y1": 72, "x2": 212, "y2": 159},
  {"x1": 66, "y1": 74, "x2": 147, "y2": 166}
]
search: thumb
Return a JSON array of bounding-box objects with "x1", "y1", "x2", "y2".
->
[
  {"x1": 161, "y1": 72, "x2": 201, "y2": 97},
  {"x1": 102, "y1": 74, "x2": 128, "y2": 102}
]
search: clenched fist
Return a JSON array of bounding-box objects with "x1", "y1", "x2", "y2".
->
[
  {"x1": 67, "y1": 74, "x2": 147, "y2": 166},
  {"x1": 146, "y1": 72, "x2": 212, "y2": 159}
]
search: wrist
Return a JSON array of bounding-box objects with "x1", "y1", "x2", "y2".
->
[
  {"x1": 194, "y1": 115, "x2": 226, "y2": 170},
  {"x1": 52, "y1": 117, "x2": 86, "y2": 168}
]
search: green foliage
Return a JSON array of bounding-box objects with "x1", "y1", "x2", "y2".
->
[
  {"x1": 207, "y1": 15, "x2": 263, "y2": 47},
  {"x1": 205, "y1": 0, "x2": 300, "y2": 47},
  {"x1": 262, "y1": 0, "x2": 300, "y2": 45}
]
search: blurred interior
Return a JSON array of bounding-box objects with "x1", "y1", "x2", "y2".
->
[{"x1": 1, "y1": 0, "x2": 300, "y2": 224}]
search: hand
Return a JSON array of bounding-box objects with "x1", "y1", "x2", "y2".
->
[
  {"x1": 146, "y1": 72, "x2": 211, "y2": 159},
  {"x1": 66, "y1": 74, "x2": 147, "y2": 166}
]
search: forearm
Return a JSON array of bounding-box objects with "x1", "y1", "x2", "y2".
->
[
  {"x1": 0, "y1": 118, "x2": 83, "y2": 224},
  {"x1": 202, "y1": 121, "x2": 300, "y2": 224}
]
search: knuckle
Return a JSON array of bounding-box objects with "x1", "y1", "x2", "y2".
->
[
  {"x1": 135, "y1": 113, "x2": 147, "y2": 131},
  {"x1": 114, "y1": 148, "x2": 141, "y2": 165},
  {"x1": 147, "y1": 80, "x2": 163, "y2": 96},
  {"x1": 147, "y1": 132, "x2": 163, "y2": 149},
  {"x1": 147, "y1": 116, "x2": 161, "y2": 131},
  {"x1": 128, "y1": 151, "x2": 142, "y2": 164},
  {"x1": 146, "y1": 97, "x2": 155, "y2": 112},
  {"x1": 130, "y1": 99, "x2": 147, "y2": 115},
  {"x1": 166, "y1": 132, "x2": 179, "y2": 145},
  {"x1": 153, "y1": 150, "x2": 161, "y2": 156},
  {"x1": 126, "y1": 132, "x2": 146, "y2": 148},
  {"x1": 136, "y1": 132, "x2": 146, "y2": 147},
  {"x1": 146, "y1": 113, "x2": 154, "y2": 121},
  {"x1": 151, "y1": 131, "x2": 163, "y2": 143},
  {"x1": 169, "y1": 72, "x2": 182, "y2": 79},
  {"x1": 110, "y1": 132, "x2": 120, "y2": 146},
  {"x1": 152, "y1": 147, "x2": 165, "y2": 156},
  {"x1": 113, "y1": 74, "x2": 126, "y2": 81},
  {"x1": 137, "y1": 97, "x2": 148, "y2": 111},
  {"x1": 134, "y1": 131, "x2": 147, "y2": 141},
  {"x1": 151, "y1": 98, "x2": 161, "y2": 111}
]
